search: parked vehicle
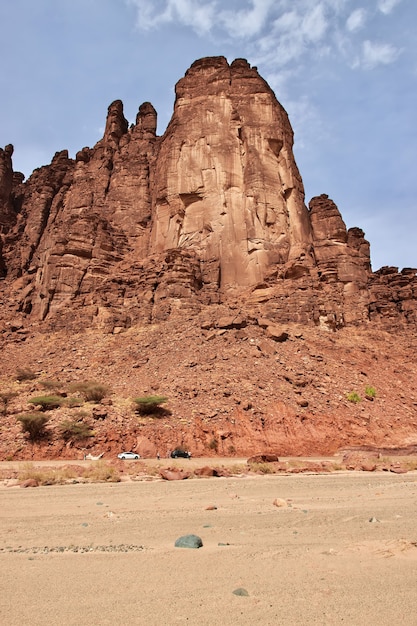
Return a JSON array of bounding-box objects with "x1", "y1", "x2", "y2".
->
[
  {"x1": 170, "y1": 449, "x2": 191, "y2": 459},
  {"x1": 117, "y1": 451, "x2": 140, "y2": 460}
]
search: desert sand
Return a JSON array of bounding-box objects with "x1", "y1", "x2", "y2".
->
[{"x1": 1, "y1": 469, "x2": 416, "y2": 625}]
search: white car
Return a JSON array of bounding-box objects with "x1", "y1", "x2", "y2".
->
[{"x1": 118, "y1": 451, "x2": 140, "y2": 460}]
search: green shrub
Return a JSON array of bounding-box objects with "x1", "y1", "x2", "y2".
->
[
  {"x1": 346, "y1": 391, "x2": 361, "y2": 403},
  {"x1": 15, "y1": 368, "x2": 37, "y2": 382},
  {"x1": 17, "y1": 412, "x2": 50, "y2": 442},
  {"x1": 58, "y1": 418, "x2": 94, "y2": 442},
  {"x1": 83, "y1": 384, "x2": 109, "y2": 403},
  {"x1": 28, "y1": 395, "x2": 64, "y2": 410},
  {"x1": 133, "y1": 395, "x2": 168, "y2": 415},
  {"x1": 365, "y1": 386, "x2": 376, "y2": 398},
  {"x1": 68, "y1": 382, "x2": 110, "y2": 402}
]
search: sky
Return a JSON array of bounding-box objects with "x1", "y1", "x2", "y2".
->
[{"x1": 0, "y1": 0, "x2": 415, "y2": 271}]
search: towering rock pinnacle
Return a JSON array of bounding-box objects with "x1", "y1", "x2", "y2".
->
[
  {"x1": 101, "y1": 99, "x2": 129, "y2": 148},
  {"x1": 0, "y1": 144, "x2": 15, "y2": 277},
  {"x1": 0, "y1": 144, "x2": 14, "y2": 230},
  {"x1": 0, "y1": 57, "x2": 415, "y2": 331},
  {"x1": 151, "y1": 57, "x2": 312, "y2": 287}
]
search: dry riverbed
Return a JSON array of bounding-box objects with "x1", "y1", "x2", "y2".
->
[{"x1": 1, "y1": 470, "x2": 416, "y2": 625}]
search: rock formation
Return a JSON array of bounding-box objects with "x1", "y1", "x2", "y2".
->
[
  {"x1": 151, "y1": 57, "x2": 312, "y2": 287},
  {"x1": 0, "y1": 56, "x2": 416, "y2": 333}
]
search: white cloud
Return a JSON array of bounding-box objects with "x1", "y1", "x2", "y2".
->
[
  {"x1": 128, "y1": 0, "x2": 217, "y2": 34},
  {"x1": 346, "y1": 8, "x2": 367, "y2": 32},
  {"x1": 128, "y1": 0, "x2": 404, "y2": 77},
  {"x1": 272, "y1": 11, "x2": 299, "y2": 35},
  {"x1": 378, "y1": 0, "x2": 402, "y2": 15},
  {"x1": 301, "y1": 3, "x2": 328, "y2": 43},
  {"x1": 218, "y1": 0, "x2": 277, "y2": 39},
  {"x1": 361, "y1": 40, "x2": 401, "y2": 69}
]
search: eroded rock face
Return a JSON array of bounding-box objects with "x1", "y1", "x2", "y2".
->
[
  {"x1": 0, "y1": 57, "x2": 415, "y2": 331},
  {"x1": 3, "y1": 99, "x2": 158, "y2": 327},
  {"x1": 151, "y1": 57, "x2": 312, "y2": 289},
  {"x1": 0, "y1": 144, "x2": 15, "y2": 277}
]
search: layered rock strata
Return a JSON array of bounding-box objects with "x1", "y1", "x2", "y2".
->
[{"x1": 0, "y1": 57, "x2": 415, "y2": 332}]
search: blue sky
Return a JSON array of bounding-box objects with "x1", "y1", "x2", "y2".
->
[{"x1": 0, "y1": 0, "x2": 415, "y2": 271}]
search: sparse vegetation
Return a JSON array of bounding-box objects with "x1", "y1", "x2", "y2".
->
[
  {"x1": 87, "y1": 461, "x2": 121, "y2": 482},
  {"x1": 68, "y1": 381, "x2": 110, "y2": 403},
  {"x1": 365, "y1": 385, "x2": 376, "y2": 398},
  {"x1": 0, "y1": 390, "x2": 18, "y2": 415},
  {"x1": 346, "y1": 391, "x2": 361, "y2": 403},
  {"x1": 404, "y1": 458, "x2": 417, "y2": 471},
  {"x1": 38, "y1": 380, "x2": 64, "y2": 391},
  {"x1": 27, "y1": 395, "x2": 64, "y2": 410},
  {"x1": 247, "y1": 461, "x2": 276, "y2": 474},
  {"x1": 16, "y1": 412, "x2": 50, "y2": 442},
  {"x1": 64, "y1": 397, "x2": 84, "y2": 408},
  {"x1": 17, "y1": 461, "x2": 120, "y2": 485},
  {"x1": 208, "y1": 437, "x2": 219, "y2": 451},
  {"x1": 133, "y1": 395, "x2": 169, "y2": 415},
  {"x1": 15, "y1": 367, "x2": 37, "y2": 382},
  {"x1": 58, "y1": 418, "x2": 94, "y2": 442}
]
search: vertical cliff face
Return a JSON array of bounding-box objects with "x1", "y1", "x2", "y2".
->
[
  {"x1": 0, "y1": 57, "x2": 415, "y2": 331},
  {"x1": 0, "y1": 144, "x2": 15, "y2": 277},
  {"x1": 2, "y1": 99, "x2": 159, "y2": 324},
  {"x1": 0, "y1": 145, "x2": 14, "y2": 228},
  {"x1": 151, "y1": 57, "x2": 312, "y2": 288}
]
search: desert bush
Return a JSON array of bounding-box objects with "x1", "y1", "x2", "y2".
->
[
  {"x1": 208, "y1": 437, "x2": 219, "y2": 451},
  {"x1": 15, "y1": 368, "x2": 37, "y2": 382},
  {"x1": 0, "y1": 390, "x2": 18, "y2": 414},
  {"x1": 247, "y1": 462, "x2": 275, "y2": 474},
  {"x1": 64, "y1": 397, "x2": 84, "y2": 408},
  {"x1": 87, "y1": 461, "x2": 120, "y2": 482},
  {"x1": 28, "y1": 395, "x2": 64, "y2": 410},
  {"x1": 83, "y1": 384, "x2": 109, "y2": 403},
  {"x1": 365, "y1": 385, "x2": 376, "y2": 398},
  {"x1": 346, "y1": 391, "x2": 361, "y2": 403},
  {"x1": 223, "y1": 463, "x2": 246, "y2": 475},
  {"x1": 133, "y1": 395, "x2": 168, "y2": 415},
  {"x1": 16, "y1": 412, "x2": 50, "y2": 442},
  {"x1": 38, "y1": 380, "x2": 64, "y2": 391},
  {"x1": 58, "y1": 418, "x2": 94, "y2": 442},
  {"x1": 68, "y1": 381, "x2": 110, "y2": 402}
]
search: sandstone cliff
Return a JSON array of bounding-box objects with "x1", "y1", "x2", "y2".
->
[
  {"x1": 0, "y1": 57, "x2": 416, "y2": 460},
  {"x1": 0, "y1": 56, "x2": 416, "y2": 334}
]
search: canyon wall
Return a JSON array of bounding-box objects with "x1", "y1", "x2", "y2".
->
[{"x1": 0, "y1": 57, "x2": 416, "y2": 333}]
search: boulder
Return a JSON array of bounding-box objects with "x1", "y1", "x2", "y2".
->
[
  {"x1": 160, "y1": 468, "x2": 191, "y2": 481},
  {"x1": 174, "y1": 534, "x2": 203, "y2": 549}
]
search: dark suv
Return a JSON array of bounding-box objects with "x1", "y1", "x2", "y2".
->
[{"x1": 170, "y1": 449, "x2": 192, "y2": 459}]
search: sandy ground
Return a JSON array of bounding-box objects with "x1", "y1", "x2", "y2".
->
[{"x1": 1, "y1": 471, "x2": 417, "y2": 626}]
